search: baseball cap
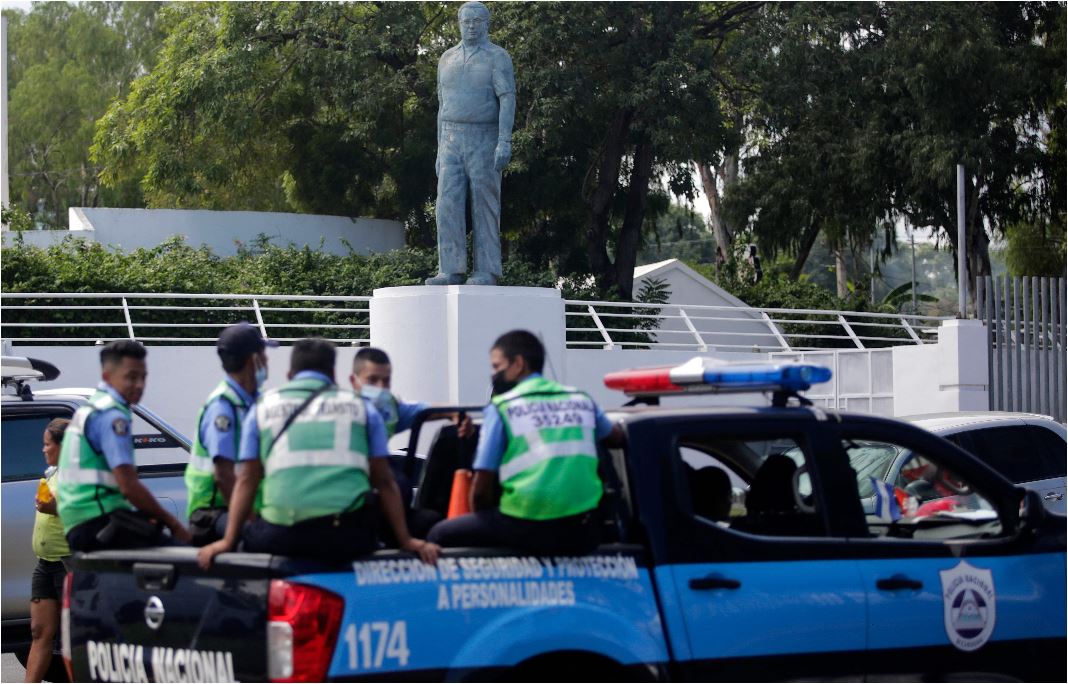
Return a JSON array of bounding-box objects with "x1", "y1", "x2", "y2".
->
[{"x1": 216, "y1": 322, "x2": 278, "y2": 358}]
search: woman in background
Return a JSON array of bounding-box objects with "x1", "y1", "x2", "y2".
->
[{"x1": 25, "y1": 418, "x2": 71, "y2": 683}]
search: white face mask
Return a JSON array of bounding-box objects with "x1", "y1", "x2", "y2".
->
[
  {"x1": 254, "y1": 361, "x2": 268, "y2": 389},
  {"x1": 360, "y1": 384, "x2": 395, "y2": 420}
]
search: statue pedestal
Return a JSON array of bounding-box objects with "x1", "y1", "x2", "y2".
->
[{"x1": 369, "y1": 286, "x2": 566, "y2": 406}]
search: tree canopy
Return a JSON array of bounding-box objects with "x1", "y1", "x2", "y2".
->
[{"x1": 4, "y1": 1, "x2": 164, "y2": 228}]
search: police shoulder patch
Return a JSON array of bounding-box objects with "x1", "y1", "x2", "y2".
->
[
  {"x1": 214, "y1": 414, "x2": 232, "y2": 432},
  {"x1": 112, "y1": 418, "x2": 129, "y2": 436}
]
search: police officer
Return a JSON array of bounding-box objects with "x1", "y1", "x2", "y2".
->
[
  {"x1": 197, "y1": 338, "x2": 439, "y2": 568},
  {"x1": 427, "y1": 330, "x2": 622, "y2": 555},
  {"x1": 350, "y1": 347, "x2": 472, "y2": 439},
  {"x1": 349, "y1": 347, "x2": 428, "y2": 439},
  {"x1": 59, "y1": 340, "x2": 191, "y2": 550},
  {"x1": 184, "y1": 323, "x2": 276, "y2": 545}
]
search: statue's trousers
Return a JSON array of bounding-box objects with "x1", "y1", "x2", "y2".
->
[{"x1": 435, "y1": 121, "x2": 502, "y2": 277}]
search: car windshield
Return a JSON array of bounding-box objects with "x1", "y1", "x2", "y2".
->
[
  {"x1": 782, "y1": 440, "x2": 902, "y2": 498},
  {"x1": 846, "y1": 441, "x2": 903, "y2": 497}
]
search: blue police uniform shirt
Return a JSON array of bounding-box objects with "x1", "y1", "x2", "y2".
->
[
  {"x1": 237, "y1": 370, "x2": 389, "y2": 462},
  {"x1": 395, "y1": 400, "x2": 429, "y2": 434},
  {"x1": 199, "y1": 377, "x2": 256, "y2": 462},
  {"x1": 84, "y1": 382, "x2": 135, "y2": 470},
  {"x1": 472, "y1": 373, "x2": 614, "y2": 471}
]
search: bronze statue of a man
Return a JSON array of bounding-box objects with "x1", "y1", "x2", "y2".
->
[{"x1": 425, "y1": 1, "x2": 515, "y2": 287}]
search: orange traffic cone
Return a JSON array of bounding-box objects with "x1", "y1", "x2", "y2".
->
[{"x1": 447, "y1": 469, "x2": 473, "y2": 519}]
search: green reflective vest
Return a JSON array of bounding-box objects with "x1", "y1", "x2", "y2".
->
[
  {"x1": 256, "y1": 377, "x2": 371, "y2": 526},
  {"x1": 492, "y1": 376, "x2": 603, "y2": 521},
  {"x1": 184, "y1": 380, "x2": 247, "y2": 517},
  {"x1": 57, "y1": 390, "x2": 133, "y2": 533}
]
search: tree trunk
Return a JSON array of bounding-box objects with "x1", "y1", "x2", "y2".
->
[
  {"x1": 583, "y1": 109, "x2": 633, "y2": 287},
  {"x1": 834, "y1": 247, "x2": 848, "y2": 299},
  {"x1": 615, "y1": 137, "x2": 655, "y2": 299},
  {"x1": 698, "y1": 161, "x2": 732, "y2": 260},
  {"x1": 788, "y1": 216, "x2": 821, "y2": 281}
]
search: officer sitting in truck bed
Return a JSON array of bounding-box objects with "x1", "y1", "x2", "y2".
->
[
  {"x1": 197, "y1": 337, "x2": 438, "y2": 567},
  {"x1": 428, "y1": 329, "x2": 622, "y2": 555},
  {"x1": 58, "y1": 340, "x2": 192, "y2": 550}
]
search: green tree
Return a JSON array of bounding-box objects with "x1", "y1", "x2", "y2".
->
[
  {"x1": 4, "y1": 2, "x2": 165, "y2": 228},
  {"x1": 875, "y1": 2, "x2": 1064, "y2": 295},
  {"x1": 496, "y1": 2, "x2": 759, "y2": 299},
  {"x1": 720, "y1": 2, "x2": 1064, "y2": 303},
  {"x1": 93, "y1": 2, "x2": 446, "y2": 241}
]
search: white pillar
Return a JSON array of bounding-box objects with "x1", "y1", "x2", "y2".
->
[
  {"x1": 936, "y1": 318, "x2": 989, "y2": 411},
  {"x1": 892, "y1": 318, "x2": 989, "y2": 415},
  {"x1": 369, "y1": 286, "x2": 567, "y2": 406}
]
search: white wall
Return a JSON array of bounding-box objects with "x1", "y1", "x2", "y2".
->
[{"x1": 1, "y1": 207, "x2": 405, "y2": 256}]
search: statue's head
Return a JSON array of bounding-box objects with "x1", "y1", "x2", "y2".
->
[{"x1": 458, "y1": 1, "x2": 490, "y2": 44}]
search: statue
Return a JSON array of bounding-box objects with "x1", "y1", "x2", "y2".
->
[{"x1": 425, "y1": 1, "x2": 515, "y2": 287}]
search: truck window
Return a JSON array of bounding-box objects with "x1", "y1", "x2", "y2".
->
[
  {"x1": 2, "y1": 414, "x2": 58, "y2": 481},
  {"x1": 841, "y1": 436, "x2": 1003, "y2": 541},
  {"x1": 677, "y1": 435, "x2": 825, "y2": 538}
]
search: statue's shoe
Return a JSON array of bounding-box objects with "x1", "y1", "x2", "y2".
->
[
  {"x1": 466, "y1": 272, "x2": 497, "y2": 286},
  {"x1": 425, "y1": 273, "x2": 464, "y2": 286}
]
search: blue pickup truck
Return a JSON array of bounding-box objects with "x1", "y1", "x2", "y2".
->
[{"x1": 63, "y1": 361, "x2": 1066, "y2": 682}]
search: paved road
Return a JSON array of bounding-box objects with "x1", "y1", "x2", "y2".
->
[{"x1": 2, "y1": 652, "x2": 26, "y2": 682}]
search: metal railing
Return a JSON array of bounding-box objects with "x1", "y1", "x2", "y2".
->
[
  {"x1": 0, "y1": 293, "x2": 372, "y2": 344},
  {"x1": 0, "y1": 292, "x2": 952, "y2": 351},
  {"x1": 564, "y1": 300, "x2": 952, "y2": 352}
]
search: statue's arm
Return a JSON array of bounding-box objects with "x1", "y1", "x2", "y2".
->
[
  {"x1": 498, "y1": 91, "x2": 516, "y2": 142},
  {"x1": 493, "y1": 51, "x2": 517, "y2": 171}
]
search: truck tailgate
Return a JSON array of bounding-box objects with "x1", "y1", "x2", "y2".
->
[{"x1": 68, "y1": 547, "x2": 273, "y2": 683}]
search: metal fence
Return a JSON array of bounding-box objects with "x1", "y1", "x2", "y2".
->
[
  {"x1": 564, "y1": 300, "x2": 950, "y2": 352},
  {"x1": 977, "y1": 276, "x2": 1067, "y2": 422},
  {"x1": 1, "y1": 292, "x2": 951, "y2": 354},
  {"x1": 0, "y1": 293, "x2": 372, "y2": 344}
]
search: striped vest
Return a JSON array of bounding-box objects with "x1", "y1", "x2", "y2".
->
[{"x1": 492, "y1": 376, "x2": 603, "y2": 520}]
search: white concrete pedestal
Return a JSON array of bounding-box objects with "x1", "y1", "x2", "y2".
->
[{"x1": 369, "y1": 286, "x2": 566, "y2": 406}]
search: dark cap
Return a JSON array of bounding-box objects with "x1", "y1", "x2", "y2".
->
[{"x1": 217, "y1": 322, "x2": 278, "y2": 359}]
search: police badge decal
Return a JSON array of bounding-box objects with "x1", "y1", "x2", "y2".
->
[{"x1": 939, "y1": 561, "x2": 997, "y2": 651}]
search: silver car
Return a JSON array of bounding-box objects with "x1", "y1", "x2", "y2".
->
[
  {"x1": 903, "y1": 412, "x2": 1067, "y2": 515},
  {"x1": 1, "y1": 357, "x2": 190, "y2": 667}
]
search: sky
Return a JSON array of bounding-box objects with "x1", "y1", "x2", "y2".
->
[{"x1": 1, "y1": 1, "x2": 35, "y2": 12}]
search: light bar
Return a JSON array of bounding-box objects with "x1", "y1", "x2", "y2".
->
[{"x1": 604, "y1": 357, "x2": 832, "y2": 397}]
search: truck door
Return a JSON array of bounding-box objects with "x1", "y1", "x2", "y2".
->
[
  {"x1": 829, "y1": 419, "x2": 1066, "y2": 681},
  {"x1": 641, "y1": 415, "x2": 869, "y2": 680}
]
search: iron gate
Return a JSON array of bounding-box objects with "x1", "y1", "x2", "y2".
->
[{"x1": 977, "y1": 276, "x2": 1066, "y2": 422}]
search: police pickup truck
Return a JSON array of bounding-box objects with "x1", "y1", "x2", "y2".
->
[{"x1": 62, "y1": 360, "x2": 1066, "y2": 682}]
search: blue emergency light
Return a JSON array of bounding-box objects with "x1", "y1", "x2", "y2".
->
[{"x1": 604, "y1": 357, "x2": 832, "y2": 396}]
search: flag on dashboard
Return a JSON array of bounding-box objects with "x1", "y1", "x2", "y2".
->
[{"x1": 869, "y1": 476, "x2": 901, "y2": 522}]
